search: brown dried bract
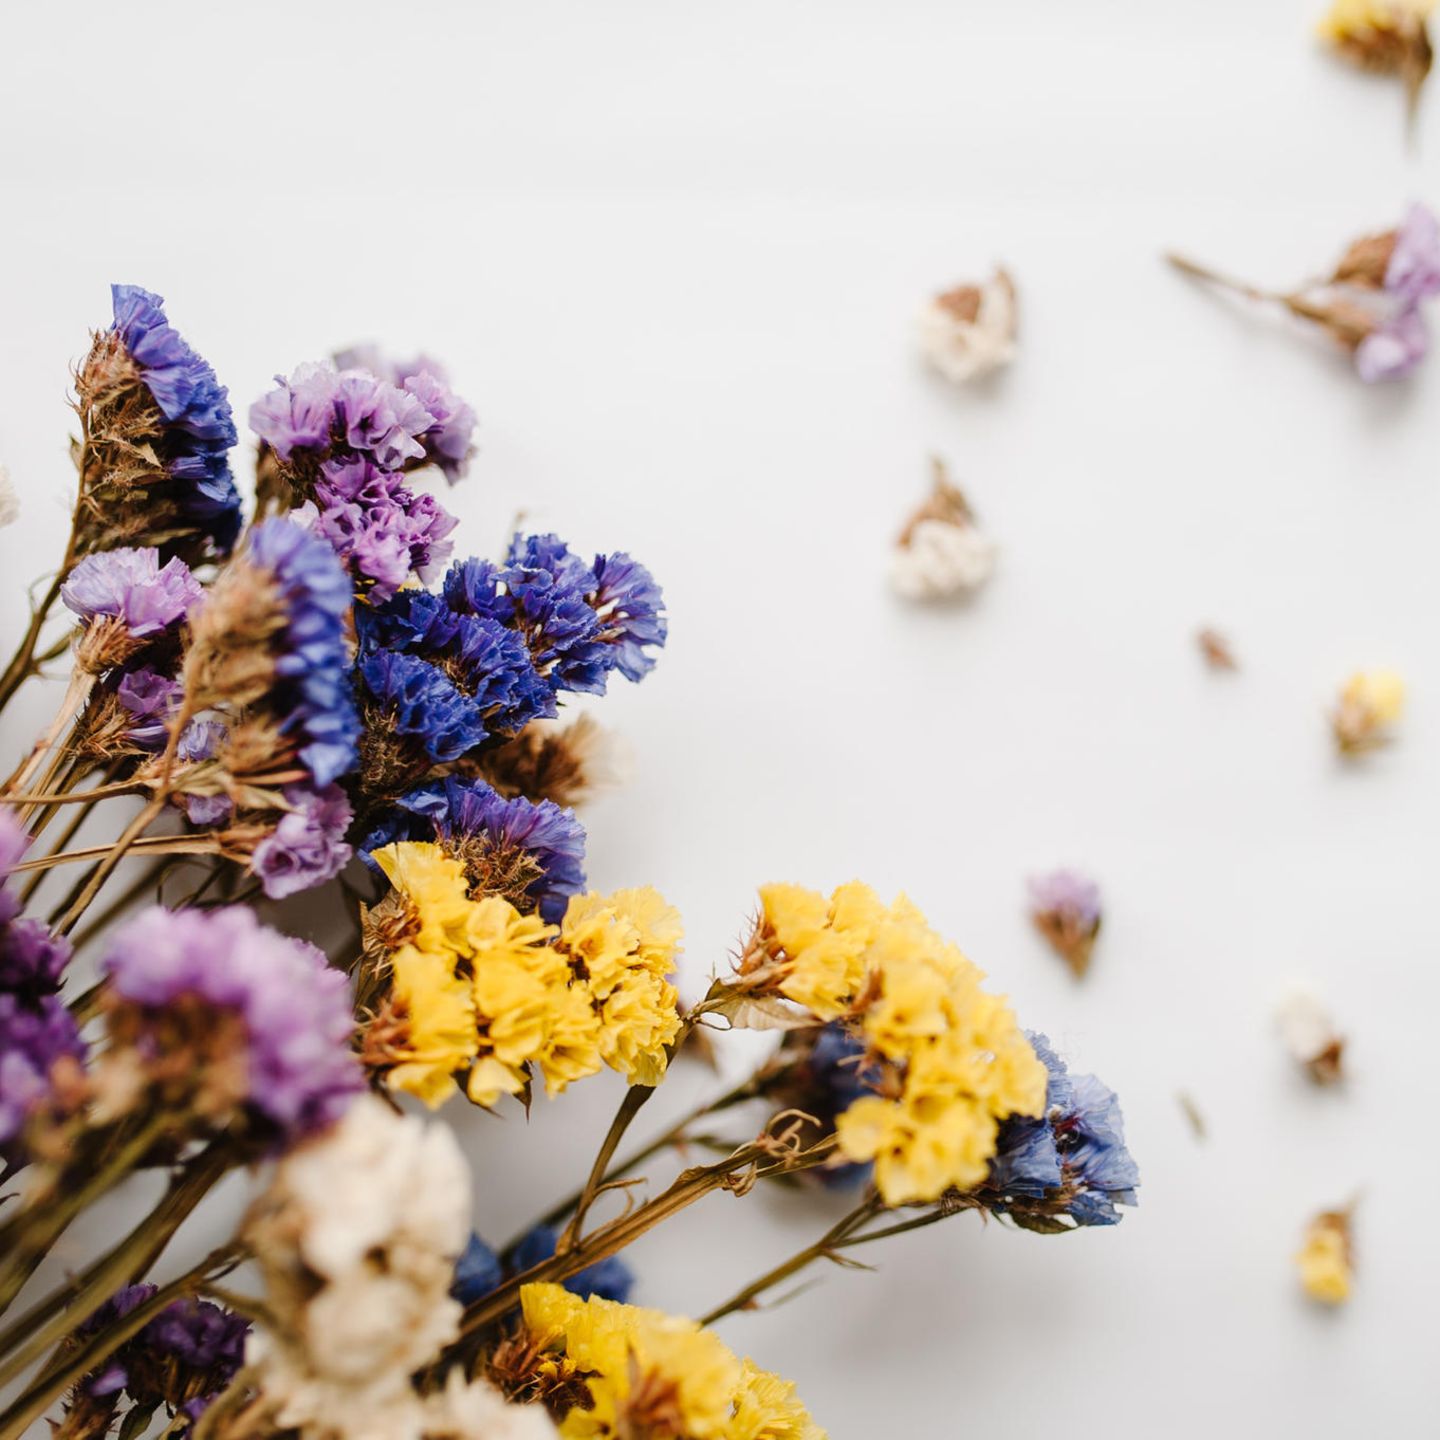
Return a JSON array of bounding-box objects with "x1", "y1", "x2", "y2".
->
[{"x1": 1197, "y1": 627, "x2": 1238, "y2": 671}]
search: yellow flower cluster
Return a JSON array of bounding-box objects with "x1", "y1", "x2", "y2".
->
[
  {"x1": 1319, "y1": 0, "x2": 1434, "y2": 43},
  {"x1": 519, "y1": 1284, "x2": 824, "y2": 1440},
  {"x1": 755, "y1": 882, "x2": 1047, "y2": 1205},
  {"x1": 1296, "y1": 1212, "x2": 1353, "y2": 1305},
  {"x1": 371, "y1": 843, "x2": 682, "y2": 1108}
]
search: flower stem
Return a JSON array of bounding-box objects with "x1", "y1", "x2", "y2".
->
[
  {"x1": 0, "y1": 574, "x2": 66, "y2": 718},
  {"x1": 51, "y1": 795, "x2": 172, "y2": 937},
  {"x1": 1164, "y1": 252, "x2": 1275, "y2": 304},
  {"x1": 2, "y1": 669, "x2": 93, "y2": 800}
]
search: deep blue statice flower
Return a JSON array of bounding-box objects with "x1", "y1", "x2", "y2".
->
[
  {"x1": 510, "y1": 1224, "x2": 634, "y2": 1303},
  {"x1": 100, "y1": 905, "x2": 363, "y2": 1146},
  {"x1": 356, "y1": 589, "x2": 552, "y2": 743},
  {"x1": 109, "y1": 285, "x2": 242, "y2": 553},
  {"x1": 358, "y1": 650, "x2": 487, "y2": 764},
  {"x1": 591, "y1": 551, "x2": 668, "y2": 682},
  {"x1": 78, "y1": 1285, "x2": 248, "y2": 1420},
  {"x1": 359, "y1": 776, "x2": 586, "y2": 921},
  {"x1": 247, "y1": 518, "x2": 360, "y2": 788},
  {"x1": 987, "y1": 1032, "x2": 1139, "y2": 1228},
  {"x1": 451, "y1": 1233, "x2": 505, "y2": 1305}
]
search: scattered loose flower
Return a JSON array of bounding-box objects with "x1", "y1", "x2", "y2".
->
[
  {"x1": 1028, "y1": 869, "x2": 1102, "y2": 979},
  {"x1": 1318, "y1": 0, "x2": 1434, "y2": 133},
  {"x1": 1331, "y1": 667, "x2": 1405, "y2": 754},
  {"x1": 890, "y1": 458, "x2": 996, "y2": 601},
  {"x1": 1276, "y1": 987, "x2": 1346, "y2": 1084},
  {"x1": 0, "y1": 462, "x2": 18, "y2": 528},
  {"x1": 1296, "y1": 1205, "x2": 1355, "y2": 1305},
  {"x1": 917, "y1": 266, "x2": 1018, "y2": 385},
  {"x1": 1197, "y1": 627, "x2": 1238, "y2": 671}
]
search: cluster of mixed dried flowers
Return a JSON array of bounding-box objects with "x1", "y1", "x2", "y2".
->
[{"x1": 0, "y1": 287, "x2": 1139, "y2": 1439}]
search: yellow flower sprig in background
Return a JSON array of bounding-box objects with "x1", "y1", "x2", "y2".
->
[
  {"x1": 1318, "y1": 0, "x2": 1434, "y2": 131},
  {"x1": 1331, "y1": 668, "x2": 1405, "y2": 756}
]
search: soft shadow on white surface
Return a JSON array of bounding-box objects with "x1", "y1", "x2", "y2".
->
[{"x1": 1, "y1": 2, "x2": 1437, "y2": 1434}]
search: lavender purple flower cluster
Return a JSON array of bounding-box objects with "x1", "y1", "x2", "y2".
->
[{"x1": 1355, "y1": 204, "x2": 1440, "y2": 382}]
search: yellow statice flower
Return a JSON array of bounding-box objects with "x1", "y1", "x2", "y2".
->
[
  {"x1": 372, "y1": 842, "x2": 473, "y2": 956},
  {"x1": 754, "y1": 882, "x2": 871, "y2": 1019},
  {"x1": 518, "y1": 1285, "x2": 824, "y2": 1440},
  {"x1": 1297, "y1": 1211, "x2": 1353, "y2": 1305},
  {"x1": 1319, "y1": 0, "x2": 1433, "y2": 43},
  {"x1": 1333, "y1": 668, "x2": 1405, "y2": 754},
  {"x1": 560, "y1": 888, "x2": 683, "y2": 1085},
  {"x1": 384, "y1": 943, "x2": 479, "y2": 1107}
]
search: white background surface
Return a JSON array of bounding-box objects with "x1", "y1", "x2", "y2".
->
[{"x1": 2, "y1": 3, "x2": 1438, "y2": 1435}]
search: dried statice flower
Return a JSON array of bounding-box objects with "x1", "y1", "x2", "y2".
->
[
  {"x1": 0, "y1": 461, "x2": 17, "y2": 528},
  {"x1": 917, "y1": 266, "x2": 1018, "y2": 385},
  {"x1": 1027, "y1": 869, "x2": 1102, "y2": 978},
  {"x1": 1197, "y1": 627, "x2": 1238, "y2": 670},
  {"x1": 1168, "y1": 204, "x2": 1440, "y2": 381},
  {"x1": 510, "y1": 1224, "x2": 635, "y2": 1304},
  {"x1": 1319, "y1": 0, "x2": 1434, "y2": 132},
  {"x1": 984, "y1": 1033, "x2": 1140, "y2": 1229},
  {"x1": 331, "y1": 345, "x2": 479, "y2": 483},
  {"x1": 1331, "y1": 667, "x2": 1405, "y2": 754},
  {"x1": 238, "y1": 1096, "x2": 546, "y2": 1440},
  {"x1": 248, "y1": 783, "x2": 354, "y2": 900},
  {"x1": 359, "y1": 777, "x2": 587, "y2": 921},
  {"x1": 61, "y1": 547, "x2": 203, "y2": 673},
  {"x1": 97, "y1": 905, "x2": 362, "y2": 1146},
  {"x1": 473, "y1": 713, "x2": 631, "y2": 810},
  {"x1": 66, "y1": 1284, "x2": 249, "y2": 1428},
  {"x1": 1296, "y1": 1204, "x2": 1354, "y2": 1304},
  {"x1": 73, "y1": 285, "x2": 241, "y2": 560},
  {"x1": 1276, "y1": 987, "x2": 1346, "y2": 1084},
  {"x1": 0, "y1": 992, "x2": 85, "y2": 1167},
  {"x1": 890, "y1": 458, "x2": 996, "y2": 601}
]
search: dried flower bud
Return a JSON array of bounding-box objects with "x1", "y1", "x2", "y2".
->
[
  {"x1": 890, "y1": 458, "x2": 996, "y2": 601},
  {"x1": 1331, "y1": 667, "x2": 1405, "y2": 755},
  {"x1": 1197, "y1": 627, "x2": 1238, "y2": 671},
  {"x1": 1028, "y1": 869, "x2": 1102, "y2": 979},
  {"x1": 0, "y1": 462, "x2": 17, "y2": 529},
  {"x1": 1296, "y1": 1204, "x2": 1354, "y2": 1305},
  {"x1": 1319, "y1": 0, "x2": 1433, "y2": 129},
  {"x1": 917, "y1": 267, "x2": 1018, "y2": 385},
  {"x1": 1331, "y1": 229, "x2": 1400, "y2": 288},
  {"x1": 1276, "y1": 987, "x2": 1346, "y2": 1084},
  {"x1": 471, "y1": 713, "x2": 631, "y2": 809}
]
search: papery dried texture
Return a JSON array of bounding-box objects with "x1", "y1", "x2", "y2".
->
[
  {"x1": 1027, "y1": 869, "x2": 1102, "y2": 978},
  {"x1": 890, "y1": 458, "x2": 996, "y2": 601},
  {"x1": 1331, "y1": 667, "x2": 1405, "y2": 754},
  {"x1": 1296, "y1": 1205, "x2": 1354, "y2": 1304},
  {"x1": 98, "y1": 905, "x2": 362, "y2": 1145},
  {"x1": 512, "y1": 1284, "x2": 825, "y2": 1440},
  {"x1": 0, "y1": 462, "x2": 17, "y2": 528},
  {"x1": 1318, "y1": 0, "x2": 1434, "y2": 130},
  {"x1": 241, "y1": 1096, "x2": 501, "y2": 1440},
  {"x1": 1276, "y1": 987, "x2": 1346, "y2": 1084},
  {"x1": 917, "y1": 267, "x2": 1018, "y2": 385},
  {"x1": 984, "y1": 1032, "x2": 1139, "y2": 1229},
  {"x1": 1197, "y1": 627, "x2": 1238, "y2": 670},
  {"x1": 72, "y1": 285, "x2": 241, "y2": 560},
  {"x1": 248, "y1": 783, "x2": 354, "y2": 899},
  {"x1": 473, "y1": 714, "x2": 631, "y2": 810}
]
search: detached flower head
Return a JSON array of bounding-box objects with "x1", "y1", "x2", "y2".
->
[
  {"x1": 0, "y1": 463, "x2": 18, "y2": 529},
  {"x1": 1332, "y1": 667, "x2": 1405, "y2": 754},
  {"x1": 890, "y1": 458, "x2": 995, "y2": 601},
  {"x1": 99, "y1": 905, "x2": 362, "y2": 1145},
  {"x1": 1318, "y1": 0, "x2": 1434, "y2": 130},
  {"x1": 917, "y1": 266, "x2": 1018, "y2": 385},
  {"x1": 1028, "y1": 869, "x2": 1102, "y2": 978},
  {"x1": 1297, "y1": 1205, "x2": 1354, "y2": 1304},
  {"x1": 1276, "y1": 987, "x2": 1346, "y2": 1084}
]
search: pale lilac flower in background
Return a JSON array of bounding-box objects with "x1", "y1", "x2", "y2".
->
[
  {"x1": 250, "y1": 785, "x2": 354, "y2": 899},
  {"x1": 1028, "y1": 868, "x2": 1103, "y2": 979},
  {"x1": 61, "y1": 548, "x2": 202, "y2": 638},
  {"x1": 1386, "y1": 202, "x2": 1440, "y2": 304},
  {"x1": 1356, "y1": 305, "x2": 1430, "y2": 381}
]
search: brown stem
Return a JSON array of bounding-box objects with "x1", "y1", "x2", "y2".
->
[
  {"x1": 1164, "y1": 252, "x2": 1275, "y2": 304},
  {"x1": 51, "y1": 795, "x2": 168, "y2": 938},
  {"x1": 14, "y1": 833, "x2": 217, "y2": 878},
  {"x1": 0, "y1": 573, "x2": 66, "y2": 717},
  {"x1": 3, "y1": 669, "x2": 93, "y2": 799}
]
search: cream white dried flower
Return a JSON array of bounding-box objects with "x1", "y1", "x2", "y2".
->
[
  {"x1": 0, "y1": 464, "x2": 18, "y2": 529},
  {"x1": 243, "y1": 1096, "x2": 473, "y2": 1434},
  {"x1": 1276, "y1": 987, "x2": 1345, "y2": 1084},
  {"x1": 917, "y1": 267, "x2": 1018, "y2": 385},
  {"x1": 422, "y1": 1372, "x2": 558, "y2": 1440},
  {"x1": 890, "y1": 458, "x2": 996, "y2": 601}
]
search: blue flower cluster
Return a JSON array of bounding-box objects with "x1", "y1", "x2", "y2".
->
[
  {"x1": 109, "y1": 285, "x2": 243, "y2": 554},
  {"x1": 359, "y1": 775, "x2": 587, "y2": 922},
  {"x1": 450, "y1": 1226, "x2": 634, "y2": 1309},
  {"x1": 247, "y1": 518, "x2": 360, "y2": 788},
  {"x1": 987, "y1": 1033, "x2": 1140, "y2": 1228}
]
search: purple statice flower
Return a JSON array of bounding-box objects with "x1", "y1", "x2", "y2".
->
[
  {"x1": 1356, "y1": 305, "x2": 1430, "y2": 382},
  {"x1": 100, "y1": 906, "x2": 363, "y2": 1144},
  {"x1": 359, "y1": 777, "x2": 586, "y2": 921},
  {"x1": 78, "y1": 1287, "x2": 248, "y2": 1416},
  {"x1": 0, "y1": 993, "x2": 84, "y2": 1165},
  {"x1": 109, "y1": 286, "x2": 242, "y2": 553},
  {"x1": 310, "y1": 456, "x2": 458, "y2": 602},
  {"x1": 591, "y1": 551, "x2": 668, "y2": 682},
  {"x1": 246, "y1": 518, "x2": 360, "y2": 787},
  {"x1": 61, "y1": 548, "x2": 203, "y2": 638},
  {"x1": 116, "y1": 666, "x2": 183, "y2": 749},
  {"x1": 1028, "y1": 868, "x2": 1102, "y2": 978},
  {"x1": 331, "y1": 346, "x2": 477, "y2": 482},
  {"x1": 987, "y1": 1033, "x2": 1139, "y2": 1228},
  {"x1": 358, "y1": 649, "x2": 487, "y2": 763},
  {"x1": 1386, "y1": 203, "x2": 1440, "y2": 306},
  {"x1": 0, "y1": 919, "x2": 72, "y2": 999},
  {"x1": 249, "y1": 784, "x2": 354, "y2": 899},
  {"x1": 510, "y1": 1224, "x2": 634, "y2": 1303},
  {"x1": 248, "y1": 362, "x2": 340, "y2": 460}
]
